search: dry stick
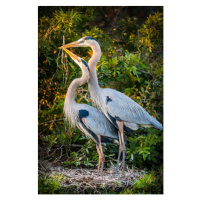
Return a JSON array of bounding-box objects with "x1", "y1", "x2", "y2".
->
[
  {"x1": 47, "y1": 149, "x2": 58, "y2": 158},
  {"x1": 137, "y1": 69, "x2": 153, "y2": 76},
  {"x1": 62, "y1": 35, "x2": 70, "y2": 85},
  {"x1": 61, "y1": 37, "x2": 64, "y2": 65},
  {"x1": 63, "y1": 35, "x2": 65, "y2": 46},
  {"x1": 47, "y1": 48, "x2": 62, "y2": 88},
  {"x1": 110, "y1": 6, "x2": 124, "y2": 30},
  {"x1": 39, "y1": 161, "x2": 47, "y2": 171},
  {"x1": 53, "y1": 141, "x2": 65, "y2": 162},
  {"x1": 99, "y1": 6, "x2": 107, "y2": 18},
  {"x1": 62, "y1": 35, "x2": 65, "y2": 83},
  {"x1": 53, "y1": 120, "x2": 58, "y2": 128},
  {"x1": 38, "y1": 124, "x2": 51, "y2": 135},
  {"x1": 39, "y1": 119, "x2": 64, "y2": 126},
  {"x1": 52, "y1": 168, "x2": 143, "y2": 189}
]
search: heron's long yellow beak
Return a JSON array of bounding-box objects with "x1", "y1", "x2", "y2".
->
[
  {"x1": 58, "y1": 41, "x2": 79, "y2": 49},
  {"x1": 63, "y1": 48, "x2": 81, "y2": 63}
]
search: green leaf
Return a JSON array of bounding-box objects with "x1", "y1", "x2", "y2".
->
[
  {"x1": 143, "y1": 153, "x2": 147, "y2": 161},
  {"x1": 73, "y1": 133, "x2": 80, "y2": 143}
]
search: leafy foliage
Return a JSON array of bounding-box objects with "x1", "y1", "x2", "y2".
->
[
  {"x1": 38, "y1": 6, "x2": 163, "y2": 194},
  {"x1": 121, "y1": 171, "x2": 163, "y2": 194},
  {"x1": 38, "y1": 173, "x2": 66, "y2": 194}
]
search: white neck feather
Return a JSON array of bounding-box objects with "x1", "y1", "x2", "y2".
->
[
  {"x1": 64, "y1": 65, "x2": 89, "y2": 128},
  {"x1": 87, "y1": 42, "x2": 104, "y2": 108}
]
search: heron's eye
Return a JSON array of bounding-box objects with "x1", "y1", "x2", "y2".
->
[{"x1": 82, "y1": 38, "x2": 85, "y2": 42}]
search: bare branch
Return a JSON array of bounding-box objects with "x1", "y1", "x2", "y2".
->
[{"x1": 39, "y1": 119, "x2": 64, "y2": 126}]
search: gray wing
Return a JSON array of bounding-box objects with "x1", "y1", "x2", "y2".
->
[
  {"x1": 102, "y1": 88, "x2": 163, "y2": 130},
  {"x1": 78, "y1": 104, "x2": 118, "y2": 139}
]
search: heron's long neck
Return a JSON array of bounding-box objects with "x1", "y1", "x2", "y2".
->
[
  {"x1": 88, "y1": 44, "x2": 101, "y2": 92},
  {"x1": 66, "y1": 73, "x2": 88, "y2": 104}
]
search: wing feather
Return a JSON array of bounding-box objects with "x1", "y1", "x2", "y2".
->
[
  {"x1": 102, "y1": 88, "x2": 163, "y2": 130},
  {"x1": 78, "y1": 104, "x2": 118, "y2": 139}
]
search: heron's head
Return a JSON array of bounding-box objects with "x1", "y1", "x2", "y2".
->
[
  {"x1": 63, "y1": 48, "x2": 90, "y2": 72},
  {"x1": 59, "y1": 36, "x2": 99, "y2": 49}
]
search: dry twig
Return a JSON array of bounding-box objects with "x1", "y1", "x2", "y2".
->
[{"x1": 39, "y1": 165, "x2": 145, "y2": 193}]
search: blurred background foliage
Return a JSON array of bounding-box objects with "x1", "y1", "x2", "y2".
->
[{"x1": 38, "y1": 6, "x2": 163, "y2": 194}]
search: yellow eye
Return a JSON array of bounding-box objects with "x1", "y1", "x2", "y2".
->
[{"x1": 82, "y1": 38, "x2": 85, "y2": 42}]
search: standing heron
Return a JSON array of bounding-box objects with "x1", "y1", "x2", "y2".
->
[
  {"x1": 62, "y1": 48, "x2": 119, "y2": 176},
  {"x1": 60, "y1": 36, "x2": 163, "y2": 176}
]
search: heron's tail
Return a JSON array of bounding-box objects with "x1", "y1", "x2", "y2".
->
[{"x1": 150, "y1": 117, "x2": 163, "y2": 130}]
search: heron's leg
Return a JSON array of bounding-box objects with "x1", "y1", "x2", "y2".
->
[
  {"x1": 98, "y1": 135, "x2": 105, "y2": 176},
  {"x1": 120, "y1": 130, "x2": 126, "y2": 177},
  {"x1": 115, "y1": 131, "x2": 122, "y2": 175},
  {"x1": 96, "y1": 144, "x2": 101, "y2": 176},
  {"x1": 116, "y1": 120, "x2": 126, "y2": 177},
  {"x1": 121, "y1": 131, "x2": 126, "y2": 177}
]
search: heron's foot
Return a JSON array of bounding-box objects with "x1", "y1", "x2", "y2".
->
[
  {"x1": 120, "y1": 169, "x2": 126, "y2": 178},
  {"x1": 97, "y1": 157, "x2": 103, "y2": 176},
  {"x1": 115, "y1": 165, "x2": 120, "y2": 177},
  {"x1": 114, "y1": 171, "x2": 125, "y2": 178},
  {"x1": 97, "y1": 170, "x2": 103, "y2": 177},
  {"x1": 114, "y1": 171, "x2": 119, "y2": 177}
]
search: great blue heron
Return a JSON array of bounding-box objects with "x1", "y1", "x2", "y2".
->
[
  {"x1": 63, "y1": 48, "x2": 119, "y2": 176},
  {"x1": 61, "y1": 36, "x2": 163, "y2": 176}
]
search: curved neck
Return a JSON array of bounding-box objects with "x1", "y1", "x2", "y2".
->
[
  {"x1": 88, "y1": 43, "x2": 101, "y2": 90},
  {"x1": 66, "y1": 70, "x2": 88, "y2": 104}
]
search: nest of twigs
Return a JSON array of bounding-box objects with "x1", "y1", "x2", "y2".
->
[{"x1": 39, "y1": 160, "x2": 145, "y2": 194}]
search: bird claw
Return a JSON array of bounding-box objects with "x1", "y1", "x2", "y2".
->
[
  {"x1": 121, "y1": 173, "x2": 125, "y2": 178},
  {"x1": 114, "y1": 173, "x2": 119, "y2": 178}
]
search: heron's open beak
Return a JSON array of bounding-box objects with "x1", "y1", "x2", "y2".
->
[
  {"x1": 58, "y1": 41, "x2": 79, "y2": 49},
  {"x1": 63, "y1": 48, "x2": 81, "y2": 63}
]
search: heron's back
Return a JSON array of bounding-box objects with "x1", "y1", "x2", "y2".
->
[
  {"x1": 101, "y1": 88, "x2": 163, "y2": 130},
  {"x1": 70, "y1": 104, "x2": 118, "y2": 145}
]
